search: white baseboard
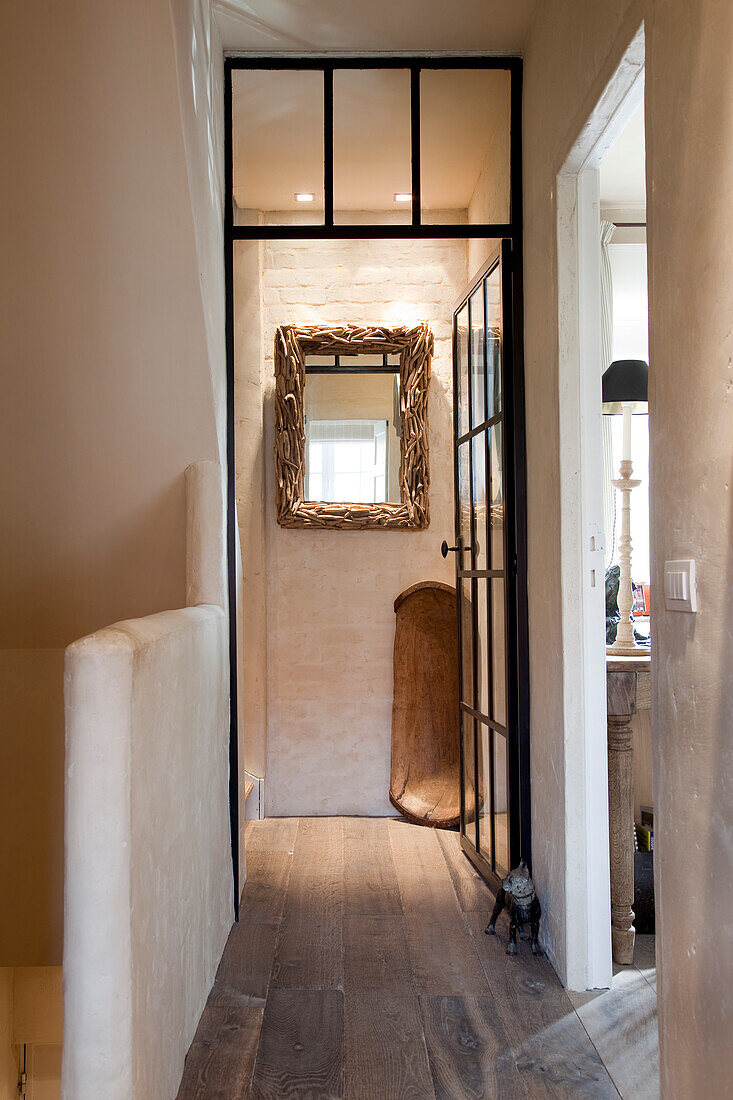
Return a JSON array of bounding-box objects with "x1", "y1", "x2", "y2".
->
[{"x1": 244, "y1": 772, "x2": 264, "y2": 820}]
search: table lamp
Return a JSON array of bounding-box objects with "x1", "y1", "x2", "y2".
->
[{"x1": 602, "y1": 359, "x2": 649, "y2": 655}]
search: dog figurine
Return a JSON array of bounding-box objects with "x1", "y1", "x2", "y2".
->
[{"x1": 485, "y1": 860, "x2": 543, "y2": 956}]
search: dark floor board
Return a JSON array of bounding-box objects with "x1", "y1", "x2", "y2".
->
[
  {"x1": 435, "y1": 829, "x2": 498, "y2": 914},
  {"x1": 343, "y1": 817, "x2": 403, "y2": 917},
  {"x1": 388, "y1": 819, "x2": 489, "y2": 995},
  {"x1": 250, "y1": 988, "x2": 344, "y2": 1099},
  {"x1": 175, "y1": 1005, "x2": 262, "y2": 1100},
  {"x1": 344, "y1": 990, "x2": 436, "y2": 1100},
  {"x1": 421, "y1": 995, "x2": 527, "y2": 1100},
  {"x1": 208, "y1": 921, "x2": 278, "y2": 1005},
  {"x1": 343, "y1": 914, "x2": 413, "y2": 994},
  {"x1": 568, "y1": 968, "x2": 659, "y2": 1100},
  {"x1": 271, "y1": 818, "x2": 344, "y2": 990},
  {"x1": 465, "y1": 912, "x2": 619, "y2": 1098},
  {"x1": 239, "y1": 849, "x2": 293, "y2": 925}
]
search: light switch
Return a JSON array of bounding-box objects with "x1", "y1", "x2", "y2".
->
[{"x1": 664, "y1": 559, "x2": 697, "y2": 612}]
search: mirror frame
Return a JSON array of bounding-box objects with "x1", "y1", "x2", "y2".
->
[{"x1": 274, "y1": 323, "x2": 433, "y2": 529}]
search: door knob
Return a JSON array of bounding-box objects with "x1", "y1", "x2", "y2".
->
[{"x1": 441, "y1": 540, "x2": 459, "y2": 558}]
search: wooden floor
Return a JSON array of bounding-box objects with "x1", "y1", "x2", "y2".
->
[{"x1": 176, "y1": 818, "x2": 659, "y2": 1099}]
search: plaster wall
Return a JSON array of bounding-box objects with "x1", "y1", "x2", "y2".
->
[
  {"x1": 252, "y1": 233, "x2": 467, "y2": 815},
  {"x1": 63, "y1": 605, "x2": 231, "y2": 1100},
  {"x1": 523, "y1": 0, "x2": 733, "y2": 1090},
  {"x1": 0, "y1": 0, "x2": 225, "y2": 967},
  {"x1": 234, "y1": 241, "x2": 269, "y2": 783}
]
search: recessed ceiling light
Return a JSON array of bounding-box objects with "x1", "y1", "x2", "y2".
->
[
  {"x1": 294, "y1": 192, "x2": 315, "y2": 203},
  {"x1": 394, "y1": 192, "x2": 412, "y2": 203}
]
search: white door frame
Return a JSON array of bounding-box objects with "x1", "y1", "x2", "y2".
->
[{"x1": 556, "y1": 24, "x2": 645, "y2": 991}]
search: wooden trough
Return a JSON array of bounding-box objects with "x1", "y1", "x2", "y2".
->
[{"x1": 389, "y1": 581, "x2": 461, "y2": 828}]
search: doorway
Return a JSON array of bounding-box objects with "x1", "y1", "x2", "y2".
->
[
  {"x1": 224, "y1": 56, "x2": 527, "y2": 910},
  {"x1": 556, "y1": 24, "x2": 646, "y2": 990},
  {"x1": 449, "y1": 242, "x2": 530, "y2": 890}
]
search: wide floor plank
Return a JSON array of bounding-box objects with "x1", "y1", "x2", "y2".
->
[
  {"x1": 345, "y1": 990, "x2": 435, "y2": 1100},
  {"x1": 175, "y1": 1005, "x2": 262, "y2": 1100},
  {"x1": 389, "y1": 819, "x2": 488, "y2": 995},
  {"x1": 271, "y1": 818, "x2": 344, "y2": 990},
  {"x1": 465, "y1": 912, "x2": 618, "y2": 1098},
  {"x1": 250, "y1": 988, "x2": 344, "y2": 1099},
  {"x1": 208, "y1": 921, "x2": 277, "y2": 1005},
  {"x1": 343, "y1": 817, "x2": 403, "y2": 917},
  {"x1": 435, "y1": 829, "x2": 497, "y2": 914},
  {"x1": 239, "y1": 849, "x2": 293, "y2": 925},
  {"x1": 344, "y1": 913, "x2": 414, "y2": 994},
  {"x1": 568, "y1": 967, "x2": 659, "y2": 1099},
  {"x1": 421, "y1": 995, "x2": 527, "y2": 1100}
]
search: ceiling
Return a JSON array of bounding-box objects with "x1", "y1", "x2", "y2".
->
[
  {"x1": 216, "y1": 0, "x2": 536, "y2": 55},
  {"x1": 232, "y1": 66, "x2": 510, "y2": 215},
  {"x1": 600, "y1": 103, "x2": 646, "y2": 211}
]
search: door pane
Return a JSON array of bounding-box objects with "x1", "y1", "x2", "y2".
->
[
  {"x1": 469, "y1": 285, "x2": 486, "y2": 428},
  {"x1": 334, "y1": 69, "x2": 412, "y2": 224},
  {"x1": 459, "y1": 581, "x2": 474, "y2": 708},
  {"x1": 471, "y1": 432, "x2": 488, "y2": 571},
  {"x1": 475, "y1": 579, "x2": 490, "y2": 719},
  {"x1": 493, "y1": 731, "x2": 510, "y2": 876},
  {"x1": 456, "y1": 304, "x2": 469, "y2": 438},
  {"x1": 458, "y1": 440, "x2": 471, "y2": 562},
  {"x1": 232, "y1": 70, "x2": 324, "y2": 225},
  {"x1": 491, "y1": 578, "x2": 507, "y2": 727},
  {"x1": 489, "y1": 422, "x2": 504, "y2": 571},
  {"x1": 478, "y1": 722, "x2": 493, "y2": 864},
  {"x1": 485, "y1": 264, "x2": 502, "y2": 418},
  {"x1": 461, "y1": 714, "x2": 477, "y2": 842}
]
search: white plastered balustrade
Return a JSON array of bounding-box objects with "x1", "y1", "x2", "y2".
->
[{"x1": 62, "y1": 461, "x2": 233, "y2": 1100}]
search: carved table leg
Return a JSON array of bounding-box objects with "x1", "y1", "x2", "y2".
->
[{"x1": 607, "y1": 712, "x2": 635, "y2": 964}]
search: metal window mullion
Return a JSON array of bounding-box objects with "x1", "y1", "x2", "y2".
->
[
  {"x1": 452, "y1": 312, "x2": 468, "y2": 842},
  {"x1": 324, "y1": 66, "x2": 334, "y2": 226},
  {"x1": 410, "y1": 67, "x2": 421, "y2": 227},
  {"x1": 482, "y1": 274, "x2": 497, "y2": 870}
]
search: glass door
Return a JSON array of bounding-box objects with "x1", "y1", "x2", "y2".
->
[{"x1": 449, "y1": 241, "x2": 530, "y2": 888}]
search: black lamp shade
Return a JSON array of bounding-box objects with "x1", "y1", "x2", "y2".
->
[{"x1": 602, "y1": 359, "x2": 649, "y2": 404}]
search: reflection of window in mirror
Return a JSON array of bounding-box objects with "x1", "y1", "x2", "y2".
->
[{"x1": 303, "y1": 357, "x2": 401, "y2": 503}]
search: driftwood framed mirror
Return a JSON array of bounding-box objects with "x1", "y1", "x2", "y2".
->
[{"x1": 274, "y1": 323, "x2": 433, "y2": 530}]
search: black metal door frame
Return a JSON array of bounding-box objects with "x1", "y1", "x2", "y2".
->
[
  {"x1": 452, "y1": 242, "x2": 531, "y2": 893},
  {"x1": 223, "y1": 53, "x2": 528, "y2": 912}
]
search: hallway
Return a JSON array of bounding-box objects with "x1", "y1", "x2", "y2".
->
[{"x1": 176, "y1": 818, "x2": 658, "y2": 1098}]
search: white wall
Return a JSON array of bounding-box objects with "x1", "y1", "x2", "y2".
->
[
  {"x1": 0, "y1": 0, "x2": 226, "y2": 969},
  {"x1": 238, "y1": 231, "x2": 467, "y2": 815}
]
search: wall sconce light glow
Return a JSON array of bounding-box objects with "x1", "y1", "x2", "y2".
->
[
  {"x1": 294, "y1": 192, "x2": 315, "y2": 203},
  {"x1": 394, "y1": 193, "x2": 412, "y2": 203}
]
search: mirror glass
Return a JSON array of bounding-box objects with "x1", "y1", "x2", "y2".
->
[{"x1": 304, "y1": 358, "x2": 402, "y2": 503}]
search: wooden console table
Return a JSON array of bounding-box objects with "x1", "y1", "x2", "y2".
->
[{"x1": 606, "y1": 653, "x2": 651, "y2": 964}]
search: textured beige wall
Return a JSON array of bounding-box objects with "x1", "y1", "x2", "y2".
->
[
  {"x1": 525, "y1": 0, "x2": 732, "y2": 1090},
  {"x1": 258, "y1": 235, "x2": 467, "y2": 815},
  {"x1": 234, "y1": 241, "x2": 269, "y2": 781},
  {"x1": 0, "y1": 0, "x2": 225, "y2": 966},
  {"x1": 645, "y1": 3, "x2": 733, "y2": 1093}
]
